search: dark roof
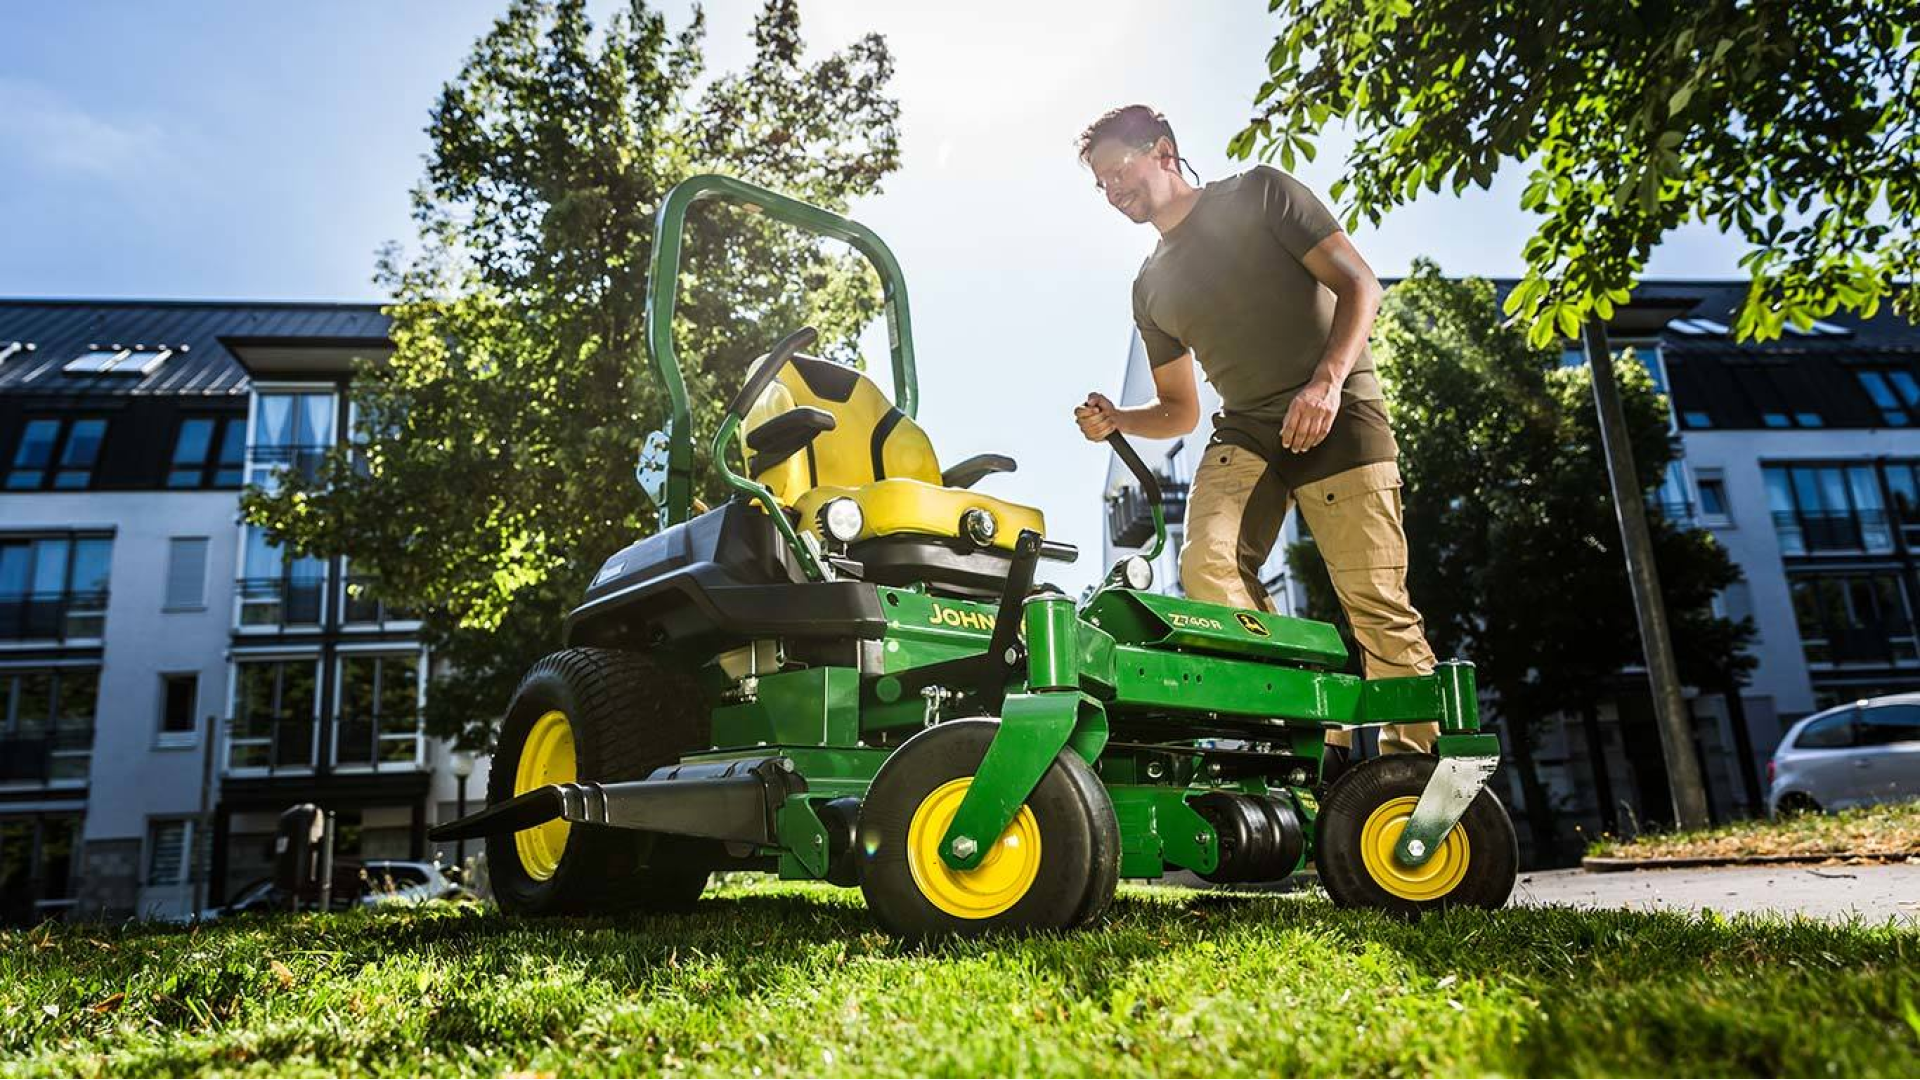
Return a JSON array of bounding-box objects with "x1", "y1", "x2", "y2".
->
[{"x1": 0, "y1": 299, "x2": 391, "y2": 398}]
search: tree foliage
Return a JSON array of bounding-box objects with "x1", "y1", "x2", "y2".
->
[
  {"x1": 1289, "y1": 262, "x2": 1755, "y2": 845},
  {"x1": 1232, "y1": 0, "x2": 1919, "y2": 345},
  {"x1": 242, "y1": 0, "x2": 900, "y2": 745}
]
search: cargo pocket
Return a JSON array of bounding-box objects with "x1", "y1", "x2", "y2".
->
[{"x1": 1296, "y1": 461, "x2": 1408, "y2": 571}]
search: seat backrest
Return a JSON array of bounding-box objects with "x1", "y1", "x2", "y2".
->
[{"x1": 743, "y1": 353, "x2": 941, "y2": 504}]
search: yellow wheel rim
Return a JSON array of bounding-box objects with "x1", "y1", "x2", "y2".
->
[
  {"x1": 905, "y1": 778, "x2": 1042, "y2": 920},
  {"x1": 514, "y1": 709, "x2": 575, "y2": 881},
  {"x1": 1359, "y1": 795, "x2": 1471, "y2": 902}
]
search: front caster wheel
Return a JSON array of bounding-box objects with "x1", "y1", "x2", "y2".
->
[
  {"x1": 1315, "y1": 754, "x2": 1518, "y2": 917},
  {"x1": 856, "y1": 720, "x2": 1118, "y2": 939}
]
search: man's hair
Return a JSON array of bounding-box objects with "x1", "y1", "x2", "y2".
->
[
  {"x1": 1076, "y1": 104, "x2": 1198, "y2": 181},
  {"x1": 1076, "y1": 104, "x2": 1177, "y2": 165}
]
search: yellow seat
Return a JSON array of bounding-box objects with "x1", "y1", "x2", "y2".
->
[{"x1": 743, "y1": 354, "x2": 1044, "y2": 551}]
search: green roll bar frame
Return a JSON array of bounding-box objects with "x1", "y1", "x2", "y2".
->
[{"x1": 643, "y1": 174, "x2": 920, "y2": 528}]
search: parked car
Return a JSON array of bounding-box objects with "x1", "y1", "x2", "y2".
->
[
  {"x1": 199, "y1": 859, "x2": 466, "y2": 920},
  {"x1": 1769, "y1": 694, "x2": 1920, "y2": 815}
]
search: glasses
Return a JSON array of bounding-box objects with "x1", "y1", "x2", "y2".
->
[{"x1": 1091, "y1": 146, "x2": 1154, "y2": 192}]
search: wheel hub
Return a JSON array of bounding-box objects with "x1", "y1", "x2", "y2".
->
[
  {"x1": 906, "y1": 777, "x2": 1041, "y2": 919},
  {"x1": 514, "y1": 709, "x2": 576, "y2": 881},
  {"x1": 1359, "y1": 795, "x2": 1470, "y2": 901}
]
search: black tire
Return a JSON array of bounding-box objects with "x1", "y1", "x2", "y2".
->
[
  {"x1": 1774, "y1": 792, "x2": 1822, "y2": 817},
  {"x1": 486, "y1": 647, "x2": 712, "y2": 915},
  {"x1": 857, "y1": 720, "x2": 1117, "y2": 939},
  {"x1": 1315, "y1": 754, "x2": 1517, "y2": 918}
]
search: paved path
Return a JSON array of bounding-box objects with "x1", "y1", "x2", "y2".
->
[{"x1": 1513, "y1": 862, "x2": 1920, "y2": 924}]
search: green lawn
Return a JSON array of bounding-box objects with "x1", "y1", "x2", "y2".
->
[
  {"x1": 1586, "y1": 798, "x2": 1920, "y2": 862},
  {"x1": 3, "y1": 884, "x2": 1917, "y2": 1077}
]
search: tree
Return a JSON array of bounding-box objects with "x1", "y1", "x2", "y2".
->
[
  {"x1": 242, "y1": 0, "x2": 900, "y2": 746},
  {"x1": 1287, "y1": 263, "x2": 1754, "y2": 855},
  {"x1": 1232, "y1": 0, "x2": 1918, "y2": 345}
]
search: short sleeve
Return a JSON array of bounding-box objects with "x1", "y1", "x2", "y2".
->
[
  {"x1": 1132, "y1": 276, "x2": 1186, "y2": 368},
  {"x1": 1257, "y1": 166, "x2": 1341, "y2": 261}
]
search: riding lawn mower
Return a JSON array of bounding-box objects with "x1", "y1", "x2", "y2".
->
[{"x1": 431, "y1": 174, "x2": 1518, "y2": 938}]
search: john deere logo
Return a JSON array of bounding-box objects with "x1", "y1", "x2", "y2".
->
[{"x1": 1235, "y1": 612, "x2": 1270, "y2": 637}]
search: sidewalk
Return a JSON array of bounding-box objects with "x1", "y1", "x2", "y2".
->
[{"x1": 1512, "y1": 862, "x2": 1920, "y2": 924}]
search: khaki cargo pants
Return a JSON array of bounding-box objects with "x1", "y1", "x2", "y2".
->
[{"x1": 1179, "y1": 448, "x2": 1438, "y2": 754}]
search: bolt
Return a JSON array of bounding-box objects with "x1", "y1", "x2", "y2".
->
[
  {"x1": 1288, "y1": 768, "x2": 1308, "y2": 786},
  {"x1": 951, "y1": 835, "x2": 978, "y2": 860},
  {"x1": 1195, "y1": 832, "x2": 1211, "y2": 846},
  {"x1": 1406, "y1": 839, "x2": 1427, "y2": 859}
]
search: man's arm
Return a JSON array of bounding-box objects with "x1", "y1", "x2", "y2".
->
[
  {"x1": 1074, "y1": 351, "x2": 1201, "y2": 442},
  {"x1": 1278, "y1": 230, "x2": 1384, "y2": 453}
]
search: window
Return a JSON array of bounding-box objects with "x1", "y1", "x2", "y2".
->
[
  {"x1": 1860, "y1": 703, "x2": 1920, "y2": 745},
  {"x1": 238, "y1": 528, "x2": 325, "y2": 628},
  {"x1": 1681, "y1": 410, "x2": 1714, "y2": 429},
  {"x1": 335, "y1": 653, "x2": 422, "y2": 768},
  {"x1": 167, "y1": 416, "x2": 245, "y2": 488},
  {"x1": 160, "y1": 673, "x2": 198, "y2": 740},
  {"x1": 1794, "y1": 710, "x2": 1858, "y2": 749},
  {"x1": 251, "y1": 391, "x2": 335, "y2": 486},
  {"x1": 0, "y1": 815, "x2": 79, "y2": 923},
  {"x1": 1854, "y1": 369, "x2": 1920, "y2": 427},
  {"x1": 1885, "y1": 461, "x2": 1920, "y2": 550},
  {"x1": 145, "y1": 819, "x2": 192, "y2": 887},
  {"x1": 0, "y1": 534, "x2": 112, "y2": 641},
  {"x1": 63, "y1": 347, "x2": 170, "y2": 377},
  {"x1": 1764, "y1": 464, "x2": 1891, "y2": 555},
  {"x1": 1737, "y1": 366, "x2": 1825, "y2": 428},
  {"x1": 1789, "y1": 572, "x2": 1919, "y2": 667},
  {"x1": 164, "y1": 537, "x2": 208, "y2": 611},
  {"x1": 0, "y1": 669, "x2": 98, "y2": 784},
  {"x1": 1654, "y1": 460, "x2": 1694, "y2": 522},
  {"x1": 6, "y1": 417, "x2": 107, "y2": 490},
  {"x1": 227, "y1": 659, "x2": 318, "y2": 772},
  {"x1": 1697, "y1": 475, "x2": 1731, "y2": 524}
]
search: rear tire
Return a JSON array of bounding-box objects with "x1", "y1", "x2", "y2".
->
[
  {"x1": 1315, "y1": 754, "x2": 1517, "y2": 918},
  {"x1": 857, "y1": 720, "x2": 1118, "y2": 939},
  {"x1": 486, "y1": 647, "x2": 712, "y2": 915}
]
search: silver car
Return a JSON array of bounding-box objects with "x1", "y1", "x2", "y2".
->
[{"x1": 1769, "y1": 694, "x2": 1920, "y2": 815}]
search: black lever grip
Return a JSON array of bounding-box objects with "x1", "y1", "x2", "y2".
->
[
  {"x1": 1104, "y1": 431, "x2": 1162, "y2": 506},
  {"x1": 728, "y1": 326, "x2": 820, "y2": 420}
]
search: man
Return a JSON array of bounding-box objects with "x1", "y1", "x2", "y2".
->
[{"x1": 1072, "y1": 104, "x2": 1436, "y2": 762}]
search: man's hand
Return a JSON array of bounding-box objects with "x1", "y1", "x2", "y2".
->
[
  {"x1": 1074, "y1": 392, "x2": 1121, "y2": 441},
  {"x1": 1280, "y1": 378, "x2": 1340, "y2": 452}
]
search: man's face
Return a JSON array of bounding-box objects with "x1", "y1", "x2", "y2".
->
[{"x1": 1087, "y1": 136, "x2": 1171, "y2": 223}]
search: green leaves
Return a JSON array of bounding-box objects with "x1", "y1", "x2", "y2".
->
[
  {"x1": 1230, "y1": 0, "x2": 1920, "y2": 345},
  {"x1": 241, "y1": 0, "x2": 901, "y2": 746}
]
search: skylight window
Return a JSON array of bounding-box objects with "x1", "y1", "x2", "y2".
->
[
  {"x1": 0, "y1": 341, "x2": 34, "y2": 364},
  {"x1": 62, "y1": 344, "x2": 176, "y2": 376}
]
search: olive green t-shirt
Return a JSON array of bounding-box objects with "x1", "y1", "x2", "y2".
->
[{"x1": 1131, "y1": 166, "x2": 1396, "y2": 485}]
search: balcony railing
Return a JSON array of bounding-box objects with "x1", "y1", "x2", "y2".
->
[
  {"x1": 236, "y1": 577, "x2": 325, "y2": 628},
  {"x1": 0, "y1": 730, "x2": 94, "y2": 784},
  {"x1": 1107, "y1": 478, "x2": 1189, "y2": 549},
  {"x1": 342, "y1": 576, "x2": 420, "y2": 627},
  {"x1": 224, "y1": 716, "x2": 425, "y2": 775},
  {"x1": 1774, "y1": 510, "x2": 1894, "y2": 555},
  {"x1": 249, "y1": 443, "x2": 333, "y2": 485},
  {"x1": 331, "y1": 716, "x2": 426, "y2": 771},
  {"x1": 0, "y1": 590, "x2": 108, "y2": 642},
  {"x1": 1803, "y1": 625, "x2": 1920, "y2": 668},
  {"x1": 225, "y1": 715, "x2": 319, "y2": 774}
]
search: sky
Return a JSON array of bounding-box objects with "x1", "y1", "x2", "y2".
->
[{"x1": 0, "y1": 0, "x2": 1754, "y2": 594}]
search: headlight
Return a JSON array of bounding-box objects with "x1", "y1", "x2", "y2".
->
[
  {"x1": 819, "y1": 497, "x2": 864, "y2": 543},
  {"x1": 1119, "y1": 555, "x2": 1153, "y2": 591},
  {"x1": 960, "y1": 507, "x2": 997, "y2": 545}
]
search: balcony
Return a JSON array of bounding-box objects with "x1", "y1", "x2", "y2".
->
[
  {"x1": 341, "y1": 576, "x2": 420, "y2": 628},
  {"x1": 0, "y1": 590, "x2": 108, "y2": 643},
  {"x1": 1774, "y1": 510, "x2": 1894, "y2": 555},
  {"x1": 224, "y1": 716, "x2": 425, "y2": 776},
  {"x1": 236, "y1": 577, "x2": 325, "y2": 629},
  {"x1": 331, "y1": 716, "x2": 426, "y2": 771},
  {"x1": 0, "y1": 730, "x2": 94, "y2": 785},
  {"x1": 1107, "y1": 477, "x2": 1189, "y2": 549},
  {"x1": 248, "y1": 443, "x2": 333, "y2": 486}
]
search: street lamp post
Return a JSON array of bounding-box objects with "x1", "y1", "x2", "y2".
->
[{"x1": 449, "y1": 750, "x2": 475, "y2": 871}]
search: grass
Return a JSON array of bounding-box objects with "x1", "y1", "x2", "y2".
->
[
  {"x1": 3, "y1": 884, "x2": 1918, "y2": 1078},
  {"x1": 1586, "y1": 799, "x2": 1920, "y2": 862}
]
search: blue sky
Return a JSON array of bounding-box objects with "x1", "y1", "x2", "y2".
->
[{"x1": 0, "y1": 0, "x2": 1753, "y2": 592}]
